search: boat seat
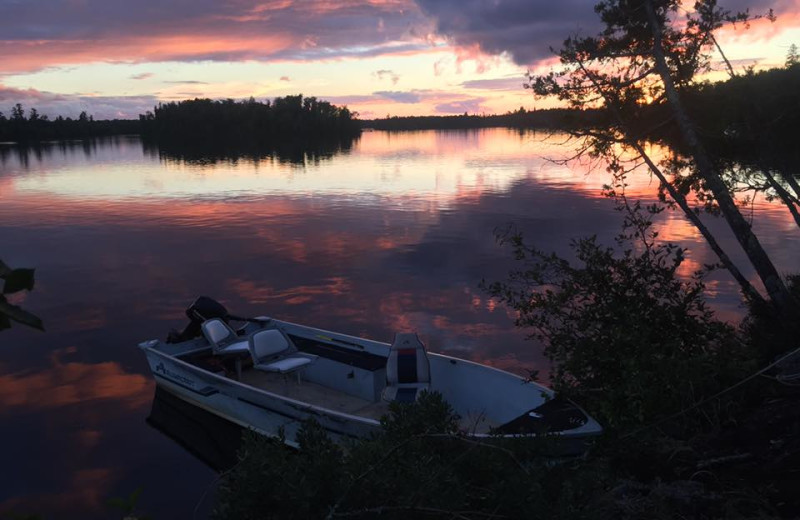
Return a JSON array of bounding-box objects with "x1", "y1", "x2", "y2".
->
[
  {"x1": 201, "y1": 318, "x2": 251, "y2": 379},
  {"x1": 200, "y1": 318, "x2": 249, "y2": 354},
  {"x1": 249, "y1": 329, "x2": 313, "y2": 377},
  {"x1": 383, "y1": 332, "x2": 431, "y2": 403}
]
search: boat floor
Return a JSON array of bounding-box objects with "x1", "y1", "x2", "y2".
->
[
  {"x1": 237, "y1": 368, "x2": 498, "y2": 434},
  {"x1": 239, "y1": 369, "x2": 390, "y2": 420}
]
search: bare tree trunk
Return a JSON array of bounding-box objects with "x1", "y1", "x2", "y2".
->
[
  {"x1": 759, "y1": 165, "x2": 800, "y2": 228},
  {"x1": 643, "y1": 0, "x2": 797, "y2": 317},
  {"x1": 575, "y1": 61, "x2": 767, "y2": 305},
  {"x1": 778, "y1": 170, "x2": 800, "y2": 201},
  {"x1": 636, "y1": 148, "x2": 766, "y2": 304}
]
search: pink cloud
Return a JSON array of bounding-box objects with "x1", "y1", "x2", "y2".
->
[
  {"x1": 0, "y1": 84, "x2": 157, "y2": 119},
  {"x1": 0, "y1": 0, "x2": 432, "y2": 73}
]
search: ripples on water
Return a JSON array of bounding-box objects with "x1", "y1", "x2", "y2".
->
[{"x1": 0, "y1": 129, "x2": 797, "y2": 518}]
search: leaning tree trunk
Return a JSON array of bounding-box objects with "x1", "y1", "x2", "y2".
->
[
  {"x1": 643, "y1": 0, "x2": 797, "y2": 318},
  {"x1": 575, "y1": 60, "x2": 767, "y2": 306}
]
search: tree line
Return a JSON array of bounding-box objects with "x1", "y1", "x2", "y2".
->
[
  {"x1": 0, "y1": 103, "x2": 139, "y2": 141},
  {"x1": 0, "y1": 95, "x2": 362, "y2": 144},
  {"x1": 364, "y1": 107, "x2": 604, "y2": 131},
  {"x1": 139, "y1": 95, "x2": 361, "y2": 145}
]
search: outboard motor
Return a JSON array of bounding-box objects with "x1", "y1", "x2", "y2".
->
[{"x1": 166, "y1": 296, "x2": 230, "y2": 343}]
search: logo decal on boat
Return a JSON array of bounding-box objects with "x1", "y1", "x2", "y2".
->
[{"x1": 155, "y1": 361, "x2": 195, "y2": 387}]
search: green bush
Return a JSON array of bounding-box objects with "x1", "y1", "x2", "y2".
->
[
  {"x1": 483, "y1": 199, "x2": 754, "y2": 431},
  {"x1": 213, "y1": 392, "x2": 606, "y2": 520}
]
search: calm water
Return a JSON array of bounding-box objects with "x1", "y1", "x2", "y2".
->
[{"x1": 1, "y1": 129, "x2": 797, "y2": 518}]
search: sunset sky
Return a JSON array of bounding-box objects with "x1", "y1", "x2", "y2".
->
[{"x1": 1, "y1": 0, "x2": 799, "y2": 120}]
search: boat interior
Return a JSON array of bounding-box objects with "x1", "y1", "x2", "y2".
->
[
  {"x1": 173, "y1": 320, "x2": 500, "y2": 434},
  {"x1": 148, "y1": 297, "x2": 597, "y2": 445}
]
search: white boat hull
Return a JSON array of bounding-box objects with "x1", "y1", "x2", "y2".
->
[{"x1": 140, "y1": 317, "x2": 603, "y2": 453}]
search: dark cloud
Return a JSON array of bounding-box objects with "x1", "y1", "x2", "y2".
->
[
  {"x1": 414, "y1": 0, "x2": 600, "y2": 65},
  {"x1": 413, "y1": 0, "x2": 800, "y2": 66},
  {"x1": 435, "y1": 97, "x2": 487, "y2": 114},
  {"x1": 717, "y1": 0, "x2": 797, "y2": 15},
  {"x1": 0, "y1": 0, "x2": 431, "y2": 73},
  {"x1": 325, "y1": 90, "x2": 489, "y2": 114},
  {"x1": 280, "y1": 76, "x2": 291, "y2": 82},
  {"x1": 373, "y1": 90, "x2": 421, "y2": 103},
  {"x1": 461, "y1": 76, "x2": 526, "y2": 91},
  {"x1": 322, "y1": 94, "x2": 376, "y2": 106},
  {"x1": 130, "y1": 72, "x2": 153, "y2": 80},
  {"x1": 374, "y1": 69, "x2": 400, "y2": 84}
]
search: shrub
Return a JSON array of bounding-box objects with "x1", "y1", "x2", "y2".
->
[
  {"x1": 213, "y1": 392, "x2": 604, "y2": 519},
  {"x1": 482, "y1": 198, "x2": 753, "y2": 431}
]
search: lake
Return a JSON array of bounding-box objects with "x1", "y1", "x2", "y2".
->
[{"x1": 1, "y1": 128, "x2": 797, "y2": 518}]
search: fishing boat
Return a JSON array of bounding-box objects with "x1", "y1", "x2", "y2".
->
[{"x1": 138, "y1": 297, "x2": 602, "y2": 453}]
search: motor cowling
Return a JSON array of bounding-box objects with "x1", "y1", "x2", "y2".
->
[{"x1": 166, "y1": 296, "x2": 230, "y2": 343}]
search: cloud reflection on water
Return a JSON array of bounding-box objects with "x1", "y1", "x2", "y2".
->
[{"x1": 0, "y1": 129, "x2": 798, "y2": 518}]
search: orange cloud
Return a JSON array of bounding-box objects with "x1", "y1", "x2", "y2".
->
[{"x1": 0, "y1": 357, "x2": 152, "y2": 410}]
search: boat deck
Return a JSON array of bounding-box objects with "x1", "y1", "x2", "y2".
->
[
  {"x1": 238, "y1": 368, "x2": 497, "y2": 433},
  {"x1": 181, "y1": 351, "x2": 498, "y2": 434},
  {"x1": 239, "y1": 368, "x2": 390, "y2": 420}
]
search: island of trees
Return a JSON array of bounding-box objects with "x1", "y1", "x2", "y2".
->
[{"x1": 138, "y1": 95, "x2": 361, "y2": 143}]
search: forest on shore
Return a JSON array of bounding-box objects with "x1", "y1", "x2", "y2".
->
[{"x1": 1, "y1": 62, "x2": 798, "y2": 156}]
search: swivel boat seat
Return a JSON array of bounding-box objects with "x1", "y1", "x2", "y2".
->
[{"x1": 383, "y1": 332, "x2": 431, "y2": 403}]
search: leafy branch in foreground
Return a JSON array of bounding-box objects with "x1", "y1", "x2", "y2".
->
[
  {"x1": 528, "y1": 0, "x2": 798, "y2": 319},
  {"x1": 0, "y1": 258, "x2": 43, "y2": 331},
  {"x1": 482, "y1": 192, "x2": 751, "y2": 431}
]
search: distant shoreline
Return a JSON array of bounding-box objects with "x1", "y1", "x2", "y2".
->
[
  {"x1": 360, "y1": 109, "x2": 601, "y2": 131},
  {"x1": 0, "y1": 109, "x2": 600, "y2": 145}
]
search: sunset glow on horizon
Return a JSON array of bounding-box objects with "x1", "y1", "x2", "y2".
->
[{"x1": 1, "y1": 0, "x2": 799, "y2": 120}]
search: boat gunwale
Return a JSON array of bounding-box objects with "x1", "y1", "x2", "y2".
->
[
  {"x1": 141, "y1": 319, "x2": 603, "y2": 440},
  {"x1": 142, "y1": 345, "x2": 384, "y2": 427},
  {"x1": 271, "y1": 320, "x2": 603, "y2": 439}
]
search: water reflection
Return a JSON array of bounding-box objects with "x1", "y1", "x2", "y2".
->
[
  {"x1": 0, "y1": 129, "x2": 798, "y2": 518},
  {"x1": 143, "y1": 135, "x2": 359, "y2": 167},
  {"x1": 147, "y1": 386, "x2": 243, "y2": 472}
]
